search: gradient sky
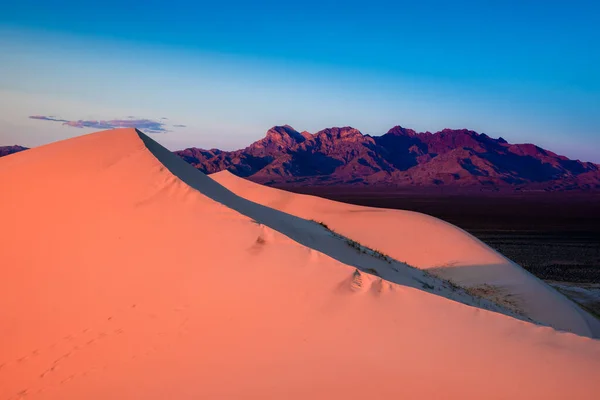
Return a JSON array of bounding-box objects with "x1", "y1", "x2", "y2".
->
[{"x1": 0, "y1": 0, "x2": 598, "y2": 161}]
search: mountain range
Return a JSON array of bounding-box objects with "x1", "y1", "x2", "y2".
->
[
  {"x1": 175, "y1": 125, "x2": 600, "y2": 191},
  {"x1": 0, "y1": 145, "x2": 28, "y2": 158},
  {"x1": 3, "y1": 126, "x2": 599, "y2": 190}
]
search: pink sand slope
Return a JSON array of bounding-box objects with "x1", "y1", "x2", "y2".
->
[{"x1": 1, "y1": 128, "x2": 599, "y2": 399}]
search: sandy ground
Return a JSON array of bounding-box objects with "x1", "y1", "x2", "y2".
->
[{"x1": 1, "y1": 128, "x2": 599, "y2": 399}]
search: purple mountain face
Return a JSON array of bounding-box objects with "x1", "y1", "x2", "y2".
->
[
  {"x1": 0, "y1": 145, "x2": 28, "y2": 158},
  {"x1": 2, "y1": 126, "x2": 599, "y2": 190},
  {"x1": 174, "y1": 125, "x2": 600, "y2": 191}
]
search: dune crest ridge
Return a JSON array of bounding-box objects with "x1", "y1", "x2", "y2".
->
[{"x1": 1, "y1": 128, "x2": 599, "y2": 399}]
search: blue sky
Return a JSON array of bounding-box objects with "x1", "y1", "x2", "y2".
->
[{"x1": 0, "y1": 0, "x2": 598, "y2": 161}]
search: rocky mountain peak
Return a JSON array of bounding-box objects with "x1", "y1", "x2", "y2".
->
[{"x1": 386, "y1": 126, "x2": 418, "y2": 136}]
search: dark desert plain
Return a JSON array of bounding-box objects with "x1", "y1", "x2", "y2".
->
[{"x1": 282, "y1": 185, "x2": 600, "y2": 314}]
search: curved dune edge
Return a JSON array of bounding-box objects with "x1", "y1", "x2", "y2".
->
[
  {"x1": 210, "y1": 169, "x2": 600, "y2": 338},
  {"x1": 137, "y1": 130, "x2": 529, "y2": 321},
  {"x1": 0, "y1": 128, "x2": 599, "y2": 399}
]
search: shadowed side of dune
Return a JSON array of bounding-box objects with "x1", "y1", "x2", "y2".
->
[
  {"x1": 136, "y1": 130, "x2": 529, "y2": 320},
  {"x1": 430, "y1": 262, "x2": 600, "y2": 337},
  {"x1": 209, "y1": 170, "x2": 600, "y2": 338}
]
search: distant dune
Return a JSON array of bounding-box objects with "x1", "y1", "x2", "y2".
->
[
  {"x1": 211, "y1": 170, "x2": 600, "y2": 337},
  {"x1": 1, "y1": 128, "x2": 599, "y2": 399}
]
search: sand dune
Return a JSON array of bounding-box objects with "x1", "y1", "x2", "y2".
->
[
  {"x1": 1, "y1": 128, "x2": 599, "y2": 399},
  {"x1": 212, "y1": 170, "x2": 600, "y2": 338}
]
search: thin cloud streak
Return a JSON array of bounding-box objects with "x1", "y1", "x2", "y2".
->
[
  {"x1": 29, "y1": 115, "x2": 69, "y2": 122},
  {"x1": 29, "y1": 116, "x2": 186, "y2": 133}
]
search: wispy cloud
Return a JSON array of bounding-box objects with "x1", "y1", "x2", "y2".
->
[
  {"x1": 62, "y1": 119, "x2": 167, "y2": 133},
  {"x1": 29, "y1": 116, "x2": 185, "y2": 133},
  {"x1": 29, "y1": 115, "x2": 68, "y2": 122}
]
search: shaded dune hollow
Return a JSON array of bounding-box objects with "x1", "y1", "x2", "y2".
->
[{"x1": 0, "y1": 128, "x2": 598, "y2": 399}]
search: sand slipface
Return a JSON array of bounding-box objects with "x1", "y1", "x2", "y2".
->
[
  {"x1": 0, "y1": 128, "x2": 599, "y2": 400},
  {"x1": 211, "y1": 170, "x2": 600, "y2": 338}
]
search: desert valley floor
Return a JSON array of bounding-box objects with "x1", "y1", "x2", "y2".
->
[{"x1": 1, "y1": 128, "x2": 599, "y2": 399}]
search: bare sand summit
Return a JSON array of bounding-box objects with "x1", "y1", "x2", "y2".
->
[{"x1": 1, "y1": 128, "x2": 599, "y2": 399}]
